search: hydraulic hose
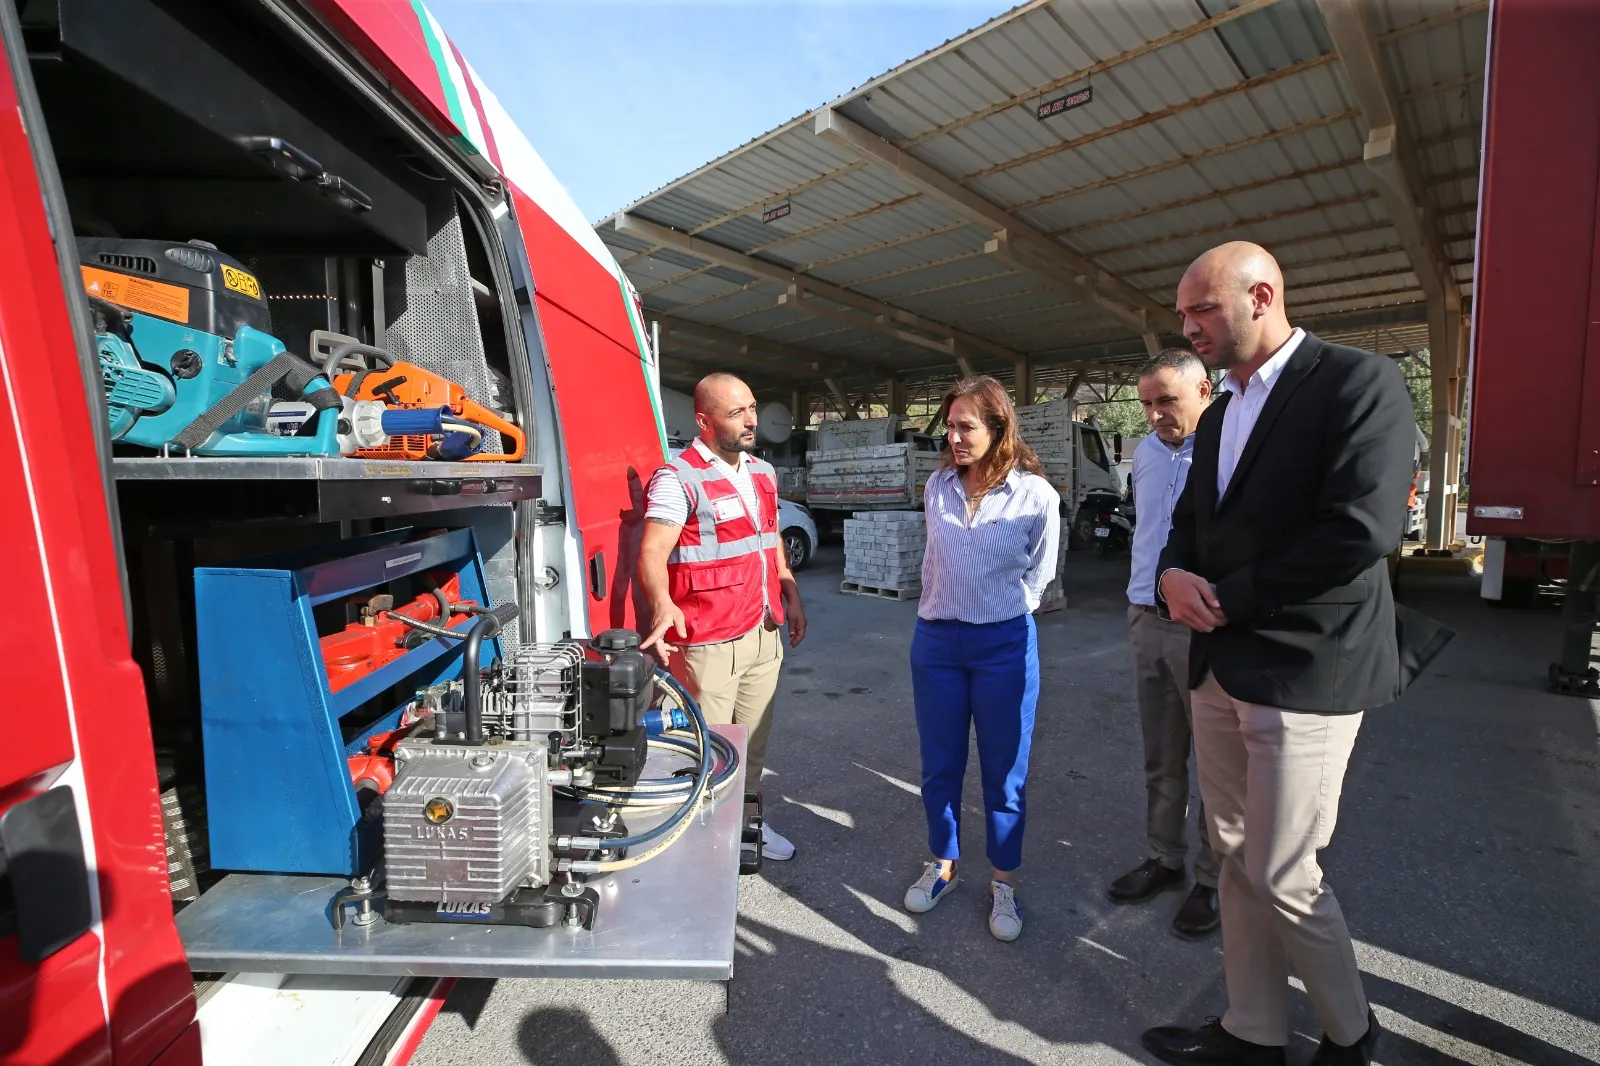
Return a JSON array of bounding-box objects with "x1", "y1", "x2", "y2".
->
[
  {"x1": 563, "y1": 670, "x2": 714, "y2": 869},
  {"x1": 460, "y1": 612, "x2": 501, "y2": 745},
  {"x1": 566, "y1": 731, "x2": 739, "y2": 808}
]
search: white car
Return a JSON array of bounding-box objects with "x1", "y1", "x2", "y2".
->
[
  {"x1": 669, "y1": 440, "x2": 818, "y2": 571},
  {"x1": 778, "y1": 498, "x2": 818, "y2": 571}
]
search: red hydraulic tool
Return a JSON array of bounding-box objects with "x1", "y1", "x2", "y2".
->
[{"x1": 320, "y1": 574, "x2": 478, "y2": 691}]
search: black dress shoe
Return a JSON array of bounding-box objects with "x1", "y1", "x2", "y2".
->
[
  {"x1": 1141, "y1": 1018, "x2": 1287, "y2": 1066},
  {"x1": 1107, "y1": 858, "x2": 1186, "y2": 904},
  {"x1": 1172, "y1": 883, "x2": 1221, "y2": 939},
  {"x1": 1310, "y1": 1009, "x2": 1380, "y2": 1065}
]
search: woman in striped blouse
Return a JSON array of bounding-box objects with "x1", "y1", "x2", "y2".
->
[{"x1": 901, "y1": 376, "x2": 1061, "y2": 942}]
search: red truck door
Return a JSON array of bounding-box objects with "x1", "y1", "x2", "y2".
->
[{"x1": 0, "y1": 8, "x2": 196, "y2": 1065}]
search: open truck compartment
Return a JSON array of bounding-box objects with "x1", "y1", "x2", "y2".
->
[{"x1": 9, "y1": 0, "x2": 744, "y2": 980}]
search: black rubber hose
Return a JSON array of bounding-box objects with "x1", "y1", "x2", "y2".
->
[{"x1": 460, "y1": 612, "x2": 501, "y2": 744}]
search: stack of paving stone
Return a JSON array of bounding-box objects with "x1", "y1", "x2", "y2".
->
[{"x1": 841, "y1": 511, "x2": 926, "y2": 600}]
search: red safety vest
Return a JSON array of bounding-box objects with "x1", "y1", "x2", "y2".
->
[{"x1": 664, "y1": 445, "x2": 786, "y2": 646}]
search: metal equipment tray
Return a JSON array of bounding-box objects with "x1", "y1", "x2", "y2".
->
[
  {"x1": 112, "y1": 457, "x2": 542, "y2": 523},
  {"x1": 175, "y1": 726, "x2": 747, "y2": 980}
]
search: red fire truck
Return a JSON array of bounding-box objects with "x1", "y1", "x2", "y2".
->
[
  {"x1": 1468, "y1": 0, "x2": 1600, "y2": 696},
  {"x1": 0, "y1": 1, "x2": 709, "y2": 1063}
]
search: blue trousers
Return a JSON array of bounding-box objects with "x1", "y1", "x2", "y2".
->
[{"x1": 909, "y1": 615, "x2": 1039, "y2": 872}]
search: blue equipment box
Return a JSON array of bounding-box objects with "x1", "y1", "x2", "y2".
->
[{"x1": 195, "y1": 527, "x2": 503, "y2": 876}]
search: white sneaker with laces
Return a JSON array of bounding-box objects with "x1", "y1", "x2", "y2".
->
[
  {"x1": 903, "y1": 861, "x2": 959, "y2": 913},
  {"x1": 988, "y1": 880, "x2": 1022, "y2": 941},
  {"x1": 761, "y1": 822, "x2": 796, "y2": 861}
]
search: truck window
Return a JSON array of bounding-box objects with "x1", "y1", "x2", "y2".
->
[{"x1": 1081, "y1": 426, "x2": 1112, "y2": 470}]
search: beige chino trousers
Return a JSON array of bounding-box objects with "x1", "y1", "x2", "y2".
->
[
  {"x1": 677, "y1": 621, "x2": 784, "y2": 784},
  {"x1": 1191, "y1": 671, "x2": 1369, "y2": 1048}
]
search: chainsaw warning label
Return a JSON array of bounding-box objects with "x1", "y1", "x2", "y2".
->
[
  {"x1": 220, "y1": 264, "x2": 261, "y2": 299},
  {"x1": 81, "y1": 266, "x2": 190, "y2": 323}
]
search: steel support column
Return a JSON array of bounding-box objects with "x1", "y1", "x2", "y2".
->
[
  {"x1": 1013, "y1": 358, "x2": 1035, "y2": 407},
  {"x1": 887, "y1": 378, "x2": 908, "y2": 418}
]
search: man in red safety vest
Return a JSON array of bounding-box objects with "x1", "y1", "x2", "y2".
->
[{"x1": 640, "y1": 372, "x2": 808, "y2": 860}]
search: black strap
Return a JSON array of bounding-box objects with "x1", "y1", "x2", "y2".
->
[{"x1": 171, "y1": 353, "x2": 337, "y2": 452}]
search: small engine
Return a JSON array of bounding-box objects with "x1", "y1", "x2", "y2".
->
[{"x1": 367, "y1": 627, "x2": 658, "y2": 929}]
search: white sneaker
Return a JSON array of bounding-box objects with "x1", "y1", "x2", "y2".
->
[
  {"x1": 761, "y1": 822, "x2": 796, "y2": 861},
  {"x1": 903, "y1": 861, "x2": 959, "y2": 913},
  {"x1": 988, "y1": 881, "x2": 1022, "y2": 941}
]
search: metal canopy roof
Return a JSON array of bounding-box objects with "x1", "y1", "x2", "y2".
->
[{"x1": 598, "y1": 0, "x2": 1485, "y2": 403}]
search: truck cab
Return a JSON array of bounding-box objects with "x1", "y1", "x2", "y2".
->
[{"x1": 1065, "y1": 422, "x2": 1124, "y2": 550}]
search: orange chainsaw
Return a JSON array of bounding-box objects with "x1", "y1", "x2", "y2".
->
[{"x1": 319, "y1": 339, "x2": 525, "y2": 462}]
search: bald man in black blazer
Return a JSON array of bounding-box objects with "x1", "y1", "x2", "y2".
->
[{"x1": 1141, "y1": 243, "x2": 1448, "y2": 1066}]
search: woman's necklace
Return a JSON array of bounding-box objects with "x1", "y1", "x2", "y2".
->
[{"x1": 961, "y1": 474, "x2": 985, "y2": 524}]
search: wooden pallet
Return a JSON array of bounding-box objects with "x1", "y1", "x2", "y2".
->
[{"x1": 840, "y1": 579, "x2": 922, "y2": 601}]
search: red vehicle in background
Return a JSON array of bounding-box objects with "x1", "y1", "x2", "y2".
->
[
  {"x1": 1467, "y1": 0, "x2": 1600, "y2": 695},
  {"x1": 0, "y1": 1, "x2": 669, "y2": 1062}
]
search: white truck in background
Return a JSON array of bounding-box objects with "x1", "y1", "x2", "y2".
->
[{"x1": 801, "y1": 400, "x2": 1123, "y2": 549}]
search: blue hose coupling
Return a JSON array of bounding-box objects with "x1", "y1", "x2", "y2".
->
[{"x1": 643, "y1": 707, "x2": 690, "y2": 736}]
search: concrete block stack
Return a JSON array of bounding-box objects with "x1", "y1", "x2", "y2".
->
[{"x1": 841, "y1": 511, "x2": 926, "y2": 599}]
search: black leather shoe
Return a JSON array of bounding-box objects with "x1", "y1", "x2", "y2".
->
[
  {"x1": 1107, "y1": 858, "x2": 1185, "y2": 904},
  {"x1": 1310, "y1": 1009, "x2": 1380, "y2": 1065},
  {"x1": 1172, "y1": 883, "x2": 1221, "y2": 939},
  {"x1": 1141, "y1": 1018, "x2": 1287, "y2": 1066}
]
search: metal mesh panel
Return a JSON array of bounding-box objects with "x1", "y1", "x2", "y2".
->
[
  {"x1": 383, "y1": 204, "x2": 503, "y2": 455},
  {"x1": 386, "y1": 201, "x2": 520, "y2": 645},
  {"x1": 456, "y1": 506, "x2": 520, "y2": 650}
]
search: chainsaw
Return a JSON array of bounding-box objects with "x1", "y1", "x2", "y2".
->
[{"x1": 312, "y1": 333, "x2": 526, "y2": 462}]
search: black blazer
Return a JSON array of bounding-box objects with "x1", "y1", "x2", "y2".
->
[{"x1": 1157, "y1": 332, "x2": 1447, "y2": 713}]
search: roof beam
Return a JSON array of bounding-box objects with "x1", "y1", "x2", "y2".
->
[
  {"x1": 777, "y1": 285, "x2": 956, "y2": 357},
  {"x1": 897, "y1": 0, "x2": 1285, "y2": 148},
  {"x1": 615, "y1": 212, "x2": 1021, "y2": 364},
  {"x1": 813, "y1": 108, "x2": 1180, "y2": 336},
  {"x1": 656, "y1": 315, "x2": 896, "y2": 380},
  {"x1": 1375, "y1": 0, "x2": 1486, "y2": 43},
  {"x1": 1317, "y1": 0, "x2": 1460, "y2": 312}
]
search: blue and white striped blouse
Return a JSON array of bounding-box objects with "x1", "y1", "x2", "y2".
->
[{"x1": 918, "y1": 465, "x2": 1062, "y2": 624}]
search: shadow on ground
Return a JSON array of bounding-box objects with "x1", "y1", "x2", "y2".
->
[{"x1": 412, "y1": 547, "x2": 1599, "y2": 1066}]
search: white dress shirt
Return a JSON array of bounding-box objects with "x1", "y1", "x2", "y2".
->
[
  {"x1": 1127, "y1": 431, "x2": 1194, "y2": 606},
  {"x1": 1217, "y1": 327, "x2": 1305, "y2": 496}
]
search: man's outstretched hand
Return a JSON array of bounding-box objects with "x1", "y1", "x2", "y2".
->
[
  {"x1": 1161, "y1": 569, "x2": 1228, "y2": 632},
  {"x1": 640, "y1": 600, "x2": 688, "y2": 660}
]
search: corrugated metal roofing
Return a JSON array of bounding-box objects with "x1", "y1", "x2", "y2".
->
[{"x1": 599, "y1": 0, "x2": 1486, "y2": 401}]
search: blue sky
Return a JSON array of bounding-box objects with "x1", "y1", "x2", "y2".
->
[{"x1": 429, "y1": 0, "x2": 1012, "y2": 222}]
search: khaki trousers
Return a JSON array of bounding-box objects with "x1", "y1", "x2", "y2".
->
[
  {"x1": 678, "y1": 622, "x2": 784, "y2": 784},
  {"x1": 1191, "y1": 672, "x2": 1369, "y2": 1048},
  {"x1": 1128, "y1": 606, "x2": 1219, "y2": 887}
]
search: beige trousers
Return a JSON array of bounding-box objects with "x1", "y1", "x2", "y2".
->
[
  {"x1": 1191, "y1": 672, "x2": 1369, "y2": 1047},
  {"x1": 678, "y1": 622, "x2": 784, "y2": 784}
]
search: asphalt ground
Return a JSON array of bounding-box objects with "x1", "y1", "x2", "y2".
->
[{"x1": 413, "y1": 544, "x2": 1600, "y2": 1066}]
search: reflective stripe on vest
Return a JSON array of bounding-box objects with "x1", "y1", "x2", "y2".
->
[{"x1": 668, "y1": 531, "x2": 782, "y2": 564}]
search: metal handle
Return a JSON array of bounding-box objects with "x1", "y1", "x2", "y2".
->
[
  {"x1": 589, "y1": 551, "x2": 608, "y2": 600},
  {"x1": 239, "y1": 135, "x2": 322, "y2": 180},
  {"x1": 315, "y1": 172, "x2": 373, "y2": 214}
]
